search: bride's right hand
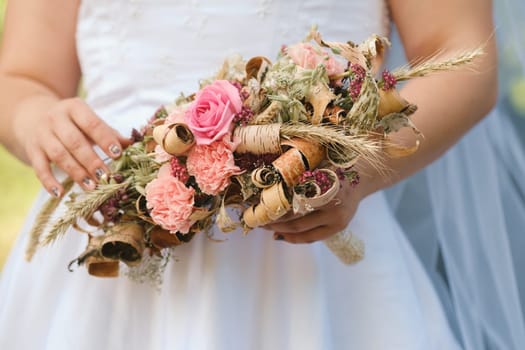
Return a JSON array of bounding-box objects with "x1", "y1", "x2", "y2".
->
[{"x1": 13, "y1": 97, "x2": 131, "y2": 197}]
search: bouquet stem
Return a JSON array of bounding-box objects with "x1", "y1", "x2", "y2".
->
[{"x1": 324, "y1": 229, "x2": 364, "y2": 264}]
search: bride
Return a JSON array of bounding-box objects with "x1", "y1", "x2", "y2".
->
[{"x1": 0, "y1": 0, "x2": 500, "y2": 349}]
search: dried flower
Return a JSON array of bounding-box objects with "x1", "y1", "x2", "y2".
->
[
  {"x1": 185, "y1": 80, "x2": 242, "y2": 145},
  {"x1": 235, "y1": 152, "x2": 280, "y2": 172},
  {"x1": 349, "y1": 63, "x2": 366, "y2": 101},
  {"x1": 286, "y1": 42, "x2": 345, "y2": 77},
  {"x1": 298, "y1": 169, "x2": 333, "y2": 194},
  {"x1": 98, "y1": 188, "x2": 129, "y2": 222},
  {"x1": 27, "y1": 29, "x2": 480, "y2": 279},
  {"x1": 165, "y1": 105, "x2": 188, "y2": 125},
  {"x1": 99, "y1": 197, "x2": 121, "y2": 222},
  {"x1": 145, "y1": 164, "x2": 195, "y2": 234},
  {"x1": 233, "y1": 105, "x2": 254, "y2": 126},
  {"x1": 111, "y1": 173, "x2": 125, "y2": 184},
  {"x1": 186, "y1": 134, "x2": 243, "y2": 195},
  {"x1": 381, "y1": 69, "x2": 397, "y2": 90},
  {"x1": 130, "y1": 128, "x2": 144, "y2": 143},
  {"x1": 154, "y1": 145, "x2": 172, "y2": 163},
  {"x1": 336, "y1": 167, "x2": 360, "y2": 187}
]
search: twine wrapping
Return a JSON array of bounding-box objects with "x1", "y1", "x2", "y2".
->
[
  {"x1": 292, "y1": 169, "x2": 364, "y2": 264},
  {"x1": 324, "y1": 229, "x2": 365, "y2": 264},
  {"x1": 233, "y1": 124, "x2": 282, "y2": 154}
]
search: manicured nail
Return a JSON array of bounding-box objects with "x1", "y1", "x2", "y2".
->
[
  {"x1": 95, "y1": 168, "x2": 105, "y2": 180},
  {"x1": 82, "y1": 177, "x2": 95, "y2": 189},
  {"x1": 273, "y1": 233, "x2": 284, "y2": 241},
  {"x1": 109, "y1": 144, "x2": 121, "y2": 156},
  {"x1": 50, "y1": 187, "x2": 60, "y2": 198}
]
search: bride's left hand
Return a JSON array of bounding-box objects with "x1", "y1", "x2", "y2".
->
[{"x1": 262, "y1": 180, "x2": 360, "y2": 244}]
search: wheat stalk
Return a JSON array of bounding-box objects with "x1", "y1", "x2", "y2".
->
[
  {"x1": 280, "y1": 123, "x2": 384, "y2": 171},
  {"x1": 392, "y1": 47, "x2": 484, "y2": 82},
  {"x1": 39, "y1": 181, "x2": 130, "y2": 247},
  {"x1": 25, "y1": 178, "x2": 75, "y2": 261}
]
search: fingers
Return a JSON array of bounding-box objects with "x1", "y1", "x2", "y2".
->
[
  {"x1": 30, "y1": 147, "x2": 62, "y2": 197},
  {"x1": 43, "y1": 131, "x2": 96, "y2": 190},
  {"x1": 274, "y1": 226, "x2": 332, "y2": 244},
  {"x1": 52, "y1": 117, "x2": 110, "y2": 183},
  {"x1": 67, "y1": 98, "x2": 127, "y2": 159},
  {"x1": 268, "y1": 209, "x2": 346, "y2": 244},
  {"x1": 25, "y1": 97, "x2": 129, "y2": 196},
  {"x1": 265, "y1": 211, "x2": 321, "y2": 233},
  {"x1": 266, "y1": 183, "x2": 358, "y2": 244}
]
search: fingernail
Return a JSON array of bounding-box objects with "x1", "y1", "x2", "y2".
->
[
  {"x1": 50, "y1": 187, "x2": 60, "y2": 198},
  {"x1": 95, "y1": 168, "x2": 105, "y2": 180},
  {"x1": 274, "y1": 233, "x2": 284, "y2": 241},
  {"x1": 109, "y1": 144, "x2": 121, "y2": 156},
  {"x1": 82, "y1": 177, "x2": 95, "y2": 189}
]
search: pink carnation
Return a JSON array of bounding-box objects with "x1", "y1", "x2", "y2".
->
[
  {"x1": 286, "y1": 42, "x2": 345, "y2": 77},
  {"x1": 185, "y1": 80, "x2": 242, "y2": 145},
  {"x1": 186, "y1": 134, "x2": 243, "y2": 195},
  {"x1": 145, "y1": 164, "x2": 195, "y2": 233}
]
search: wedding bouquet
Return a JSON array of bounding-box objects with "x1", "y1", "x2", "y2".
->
[{"x1": 25, "y1": 28, "x2": 481, "y2": 282}]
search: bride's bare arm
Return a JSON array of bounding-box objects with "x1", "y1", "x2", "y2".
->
[
  {"x1": 355, "y1": 0, "x2": 498, "y2": 197},
  {"x1": 266, "y1": 0, "x2": 497, "y2": 243},
  {"x1": 0, "y1": 0, "x2": 129, "y2": 196}
]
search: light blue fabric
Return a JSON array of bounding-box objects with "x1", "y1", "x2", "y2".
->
[{"x1": 385, "y1": 1, "x2": 525, "y2": 348}]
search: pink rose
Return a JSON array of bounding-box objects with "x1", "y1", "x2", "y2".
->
[
  {"x1": 186, "y1": 134, "x2": 243, "y2": 195},
  {"x1": 185, "y1": 80, "x2": 242, "y2": 145},
  {"x1": 145, "y1": 164, "x2": 195, "y2": 233},
  {"x1": 286, "y1": 43, "x2": 345, "y2": 77}
]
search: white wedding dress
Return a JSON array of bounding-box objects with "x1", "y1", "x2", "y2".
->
[{"x1": 0, "y1": 1, "x2": 461, "y2": 349}]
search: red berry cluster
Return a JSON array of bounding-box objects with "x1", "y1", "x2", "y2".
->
[
  {"x1": 299, "y1": 169, "x2": 333, "y2": 194},
  {"x1": 335, "y1": 168, "x2": 360, "y2": 187},
  {"x1": 381, "y1": 69, "x2": 397, "y2": 90},
  {"x1": 170, "y1": 157, "x2": 190, "y2": 183},
  {"x1": 349, "y1": 63, "x2": 366, "y2": 101},
  {"x1": 233, "y1": 105, "x2": 254, "y2": 126},
  {"x1": 99, "y1": 187, "x2": 129, "y2": 223},
  {"x1": 231, "y1": 81, "x2": 254, "y2": 126}
]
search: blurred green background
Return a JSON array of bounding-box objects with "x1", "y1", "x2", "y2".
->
[{"x1": 0, "y1": 1, "x2": 523, "y2": 271}]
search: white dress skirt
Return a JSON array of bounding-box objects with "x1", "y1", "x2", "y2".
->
[{"x1": 0, "y1": 0, "x2": 461, "y2": 349}]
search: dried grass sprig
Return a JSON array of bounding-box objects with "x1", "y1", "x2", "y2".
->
[
  {"x1": 392, "y1": 47, "x2": 484, "y2": 82},
  {"x1": 279, "y1": 123, "x2": 385, "y2": 172},
  {"x1": 40, "y1": 181, "x2": 130, "y2": 247},
  {"x1": 25, "y1": 177, "x2": 75, "y2": 261}
]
